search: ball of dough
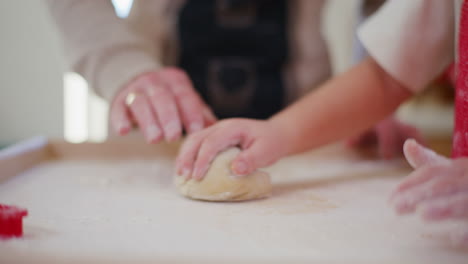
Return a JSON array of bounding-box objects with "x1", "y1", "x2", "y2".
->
[{"x1": 174, "y1": 148, "x2": 272, "y2": 201}]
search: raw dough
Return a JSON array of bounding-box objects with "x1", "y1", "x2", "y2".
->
[{"x1": 174, "y1": 148, "x2": 272, "y2": 201}]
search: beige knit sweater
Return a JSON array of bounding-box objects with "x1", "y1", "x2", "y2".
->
[{"x1": 46, "y1": 0, "x2": 331, "y2": 105}]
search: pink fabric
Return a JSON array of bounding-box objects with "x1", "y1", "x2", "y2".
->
[{"x1": 454, "y1": 0, "x2": 468, "y2": 157}]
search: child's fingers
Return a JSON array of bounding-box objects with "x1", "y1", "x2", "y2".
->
[
  {"x1": 420, "y1": 192, "x2": 468, "y2": 221},
  {"x1": 391, "y1": 164, "x2": 450, "y2": 198},
  {"x1": 232, "y1": 141, "x2": 278, "y2": 176},
  {"x1": 403, "y1": 139, "x2": 449, "y2": 169},
  {"x1": 175, "y1": 129, "x2": 211, "y2": 178},
  {"x1": 191, "y1": 130, "x2": 241, "y2": 180},
  {"x1": 392, "y1": 166, "x2": 463, "y2": 214}
]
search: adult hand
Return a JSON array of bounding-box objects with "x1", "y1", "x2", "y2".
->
[
  {"x1": 347, "y1": 116, "x2": 425, "y2": 159},
  {"x1": 110, "y1": 67, "x2": 217, "y2": 143}
]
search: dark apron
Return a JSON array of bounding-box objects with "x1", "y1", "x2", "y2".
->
[{"x1": 177, "y1": 0, "x2": 288, "y2": 119}]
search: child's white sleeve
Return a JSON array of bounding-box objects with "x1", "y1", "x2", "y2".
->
[{"x1": 357, "y1": 0, "x2": 455, "y2": 93}]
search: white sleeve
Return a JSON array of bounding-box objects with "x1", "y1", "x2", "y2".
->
[
  {"x1": 357, "y1": 0, "x2": 455, "y2": 93},
  {"x1": 45, "y1": 0, "x2": 161, "y2": 102}
]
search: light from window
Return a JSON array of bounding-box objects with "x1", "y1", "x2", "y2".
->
[
  {"x1": 64, "y1": 72, "x2": 88, "y2": 143},
  {"x1": 63, "y1": 0, "x2": 133, "y2": 143},
  {"x1": 111, "y1": 0, "x2": 133, "y2": 18}
]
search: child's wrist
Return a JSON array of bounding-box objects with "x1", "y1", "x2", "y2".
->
[{"x1": 268, "y1": 117, "x2": 299, "y2": 157}]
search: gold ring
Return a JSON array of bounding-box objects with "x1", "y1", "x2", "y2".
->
[{"x1": 125, "y1": 92, "x2": 142, "y2": 106}]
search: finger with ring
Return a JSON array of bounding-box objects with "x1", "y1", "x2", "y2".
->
[{"x1": 125, "y1": 92, "x2": 143, "y2": 106}]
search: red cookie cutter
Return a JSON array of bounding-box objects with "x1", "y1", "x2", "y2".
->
[{"x1": 0, "y1": 204, "x2": 28, "y2": 238}]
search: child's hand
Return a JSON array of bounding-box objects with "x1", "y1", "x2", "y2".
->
[
  {"x1": 347, "y1": 117, "x2": 425, "y2": 159},
  {"x1": 390, "y1": 139, "x2": 468, "y2": 244},
  {"x1": 175, "y1": 118, "x2": 290, "y2": 180}
]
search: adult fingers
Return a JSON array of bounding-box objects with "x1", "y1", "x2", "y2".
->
[
  {"x1": 110, "y1": 100, "x2": 132, "y2": 135},
  {"x1": 127, "y1": 93, "x2": 163, "y2": 144},
  {"x1": 144, "y1": 82, "x2": 182, "y2": 142},
  {"x1": 161, "y1": 68, "x2": 206, "y2": 134},
  {"x1": 203, "y1": 106, "x2": 218, "y2": 127}
]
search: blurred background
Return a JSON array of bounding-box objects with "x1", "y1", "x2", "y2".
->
[{"x1": 0, "y1": 0, "x2": 453, "y2": 148}]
